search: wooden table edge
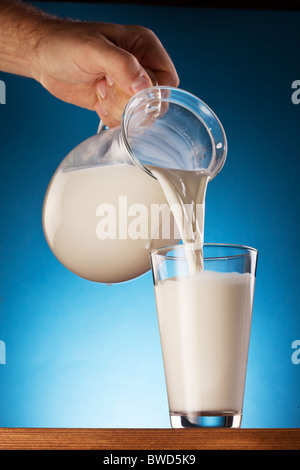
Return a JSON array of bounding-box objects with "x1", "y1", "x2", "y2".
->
[{"x1": 0, "y1": 428, "x2": 299, "y2": 450}]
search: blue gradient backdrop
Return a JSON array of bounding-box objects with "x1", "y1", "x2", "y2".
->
[{"x1": 0, "y1": 2, "x2": 300, "y2": 428}]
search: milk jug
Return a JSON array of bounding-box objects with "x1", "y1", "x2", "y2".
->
[{"x1": 42, "y1": 86, "x2": 227, "y2": 284}]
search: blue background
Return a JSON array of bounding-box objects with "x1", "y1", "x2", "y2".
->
[{"x1": 0, "y1": 2, "x2": 299, "y2": 428}]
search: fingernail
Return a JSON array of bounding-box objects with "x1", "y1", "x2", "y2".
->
[
  {"x1": 131, "y1": 74, "x2": 150, "y2": 93},
  {"x1": 97, "y1": 81, "x2": 107, "y2": 99},
  {"x1": 95, "y1": 101, "x2": 108, "y2": 116},
  {"x1": 106, "y1": 75, "x2": 114, "y2": 87}
]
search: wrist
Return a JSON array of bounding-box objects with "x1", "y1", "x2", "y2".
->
[{"x1": 28, "y1": 16, "x2": 66, "y2": 81}]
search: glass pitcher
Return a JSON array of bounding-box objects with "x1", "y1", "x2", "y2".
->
[{"x1": 42, "y1": 86, "x2": 227, "y2": 284}]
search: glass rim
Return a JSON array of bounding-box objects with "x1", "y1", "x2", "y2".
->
[{"x1": 150, "y1": 242, "x2": 258, "y2": 261}]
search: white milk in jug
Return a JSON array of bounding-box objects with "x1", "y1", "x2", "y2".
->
[{"x1": 43, "y1": 163, "x2": 180, "y2": 284}]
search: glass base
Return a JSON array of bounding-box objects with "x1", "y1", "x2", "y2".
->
[{"x1": 170, "y1": 411, "x2": 242, "y2": 428}]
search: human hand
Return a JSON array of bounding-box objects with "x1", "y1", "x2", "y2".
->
[{"x1": 32, "y1": 20, "x2": 179, "y2": 127}]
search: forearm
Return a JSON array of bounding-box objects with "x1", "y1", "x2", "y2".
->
[{"x1": 0, "y1": 0, "x2": 57, "y2": 78}]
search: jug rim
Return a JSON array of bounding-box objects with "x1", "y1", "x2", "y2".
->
[{"x1": 121, "y1": 85, "x2": 228, "y2": 180}]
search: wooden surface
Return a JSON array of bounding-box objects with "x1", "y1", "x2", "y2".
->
[{"x1": 0, "y1": 428, "x2": 299, "y2": 450}]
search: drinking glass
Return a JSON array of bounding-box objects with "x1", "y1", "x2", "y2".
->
[{"x1": 150, "y1": 243, "x2": 258, "y2": 428}]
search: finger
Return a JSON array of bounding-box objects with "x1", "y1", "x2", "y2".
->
[
  {"x1": 95, "y1": 61, "x2": 156, "y2": 126},
  {"x1": 95, "y1": 73, "x2": 131, "y2": 127},
  {"x1": 95, "y1": 38, "x2": 153, "y2": 96},
  {"x1": 95, "y1": 75, "x2": 130, "y2": 126},
  {"x1": 95, "y1": 100, "x2": 118, "y2": 128},
  {"x1": 127, "y1": 28, "x2": 179, "y2": 88},
  {"x1": 96, "y1": 77, "x2": 107, "y2": 100}
]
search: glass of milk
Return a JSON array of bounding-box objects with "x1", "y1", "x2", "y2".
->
[{"x1": 151, "y1": 243, "x2": 258, "y2": 428}]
